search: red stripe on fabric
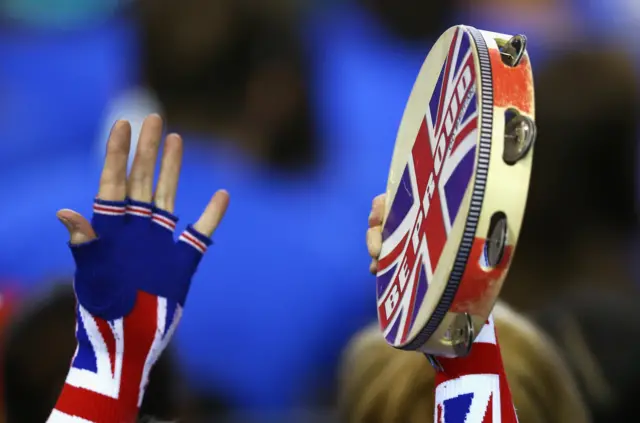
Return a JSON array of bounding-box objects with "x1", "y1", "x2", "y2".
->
[
  {"x1": 55, "y1": 385, "x2": 122, "y2": 423},
  {"x1": 119, "y1": 291, "x2": 157, "y2": 414},
  {"x1": 127, "y1": 207, "x2": 152, "y2": 216},
  {"x1": 54, "y1": 292, "x2": 159, "y2": 423},
  {"x1": 499, "y1": 372, "x2": 518, "y2": 423},
  {"x1": 434, "y1": 349, "x2": 507, "y2": 423},
  {"x1": 95, "y1": 319, "x2": 116, "y2": 376},
  {"x1": 182, "y1": 232, "x2": 206, "y2": 251},
  {"x1": 434, "y1": 330, "x2": 519, "y2": 423},
  {"x1": 152, "y1": 214, "x2": 176, "y2": 228},
  {"x1": 436, "y1": 342, "x2": 504, "y2": 379},
  {"x1": 93, "y1": 204, "x2": 125, "y2": 213},
  {"x1": 484, "y1": 393, "x2": 494, "y2": 423}
]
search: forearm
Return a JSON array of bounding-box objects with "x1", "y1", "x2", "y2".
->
[
  {"x1": 46, "y1": 114, "x2": 220, "y2": 422},
  {"x1": 48, "y1": 291, "x2": 180, "y2": 423},
  {"x1": 431, "y1": 315, "x2": 518, "y2": 422}
]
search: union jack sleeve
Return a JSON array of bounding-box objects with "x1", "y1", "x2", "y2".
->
[
  {"x1": 48, "y1": 292, "x2": 181, "y2": 423},
  {"x1": 47, "y1": 199, "x2": 212, "y2": 423},
  {"x1": 431, "y1": 315, "x2": 518, "y2": 423}
]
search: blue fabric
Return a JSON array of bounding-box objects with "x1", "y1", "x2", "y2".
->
[
  {"x1": 301, "y1": 4, "x2": 553, "y2": 213},
  {"x1": 0, "y1": 152, "x2": 98, "y2": 283},
  {"x1": 171, "y1": 141, "x2": 375, "y2": 408},
  {"x1": 303, "y1": 4, "x2": 428, "y2": 212},
  {"x1": 0, "y1": 1, "x2": 572, "y2": 409},
  {"x1": 72, "y1": 309, "x2": 98, "y2": 372},
  {"x1": 303, "y1": 3, "x2": 553, "y2": 160},
  {"x1": 0, "y1": 139, "x2": 376, "y2": 408},
  {"x1": 0, "y1": 17, "x2": 138, "y2": 170},
  {"x1": 571, "y1": 0, "x2": 639, "y2": 36},
  {"x1": 73, "y1": 198, "x2": 210, "y2": 320},
  {"x1": 301, "y1": 3, "x2": 557, "y2": 224}
]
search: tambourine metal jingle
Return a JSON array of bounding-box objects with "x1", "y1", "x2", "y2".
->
[{"x1": 375, "y1": 25, "x2": 536, "y2": 357}]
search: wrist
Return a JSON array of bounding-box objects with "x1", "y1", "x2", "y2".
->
[
  {"x1": 430, "y1": 315, "x2": 518, "y2": 422},
  {"x1": 433, "y1": 316, "x2": 504, "y2": 379},
  {"x1": 49, "y1": 291, "x2": 181, "y2": 423}
]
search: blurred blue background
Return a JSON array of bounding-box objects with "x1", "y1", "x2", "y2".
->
[{"x1": 0, "y1": 0, "x2": 638, "y2": 421}]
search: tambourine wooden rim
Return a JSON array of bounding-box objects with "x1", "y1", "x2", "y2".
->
[{"x1": 375, "y1": 25, "x2": 535, "y2": 356}]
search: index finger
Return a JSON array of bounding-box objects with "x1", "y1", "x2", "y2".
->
[
  {"x1": 368, "y1": 194, "x2": 386, "y2": 228},
  {"x1": 98, "y1": 120, "x2": 132, "y2": 201},
  {"x1": 193, "y1": 190, "x2": 230, "y2": 237}
]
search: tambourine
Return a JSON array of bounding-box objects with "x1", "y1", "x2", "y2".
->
[{"x1": 375, "y1": 25, "x2": 535, "y2": 357}]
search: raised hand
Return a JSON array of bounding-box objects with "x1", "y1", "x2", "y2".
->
[
  {"x1": 48, "y1": 114, "x2": 229, "y2": 423},
  {"x1": 365, "y1": 194, "x2": 519, "y2": 423},
  {"x1": 366, "y1": 194, "x2": 385, "y2": 274}
]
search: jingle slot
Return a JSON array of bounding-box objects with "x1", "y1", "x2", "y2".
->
[
  {"x1": 481, "y1": 212, "x2": 507, "y2": 269},
  {"x1": 499, "y1": 34, "x2": 527, "y2": 67},
  {"x1": 503, "y1": 109, "x2": 536, "y2": 165},
  {"x1": 449, "y1": 313, "x2": 474, "y2": 357}
]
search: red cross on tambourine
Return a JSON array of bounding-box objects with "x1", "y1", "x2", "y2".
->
[{"x1": 375, "y1": 25, "x2": 535, "y2": 357}]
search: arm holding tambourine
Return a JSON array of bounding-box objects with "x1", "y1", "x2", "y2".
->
[
  {"x1": 367, "y1": 24, "x2": 535, "y2": 422},
  {"x1": 368, "y1": 194, "x2": 518, "y2": 422},
  {"x1": 46, "y1": 115, "x2": 229, "y2": 423}
]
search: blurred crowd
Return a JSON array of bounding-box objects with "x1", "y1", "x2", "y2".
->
[{"x1": 0, "y1": 0, "x2": 639, "y2": 422}]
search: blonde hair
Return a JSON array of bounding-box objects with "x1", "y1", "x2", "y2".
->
[{"x1": 338, "y1": 302, "x2": 590, "y2": 423}]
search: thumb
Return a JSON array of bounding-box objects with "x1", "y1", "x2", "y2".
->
[
  {"x1": 56, "y1": 209, "x2": 98, "y2": 245},
  {"x1": 193, "y1": 189, "x2": 230, "y2": 237}
]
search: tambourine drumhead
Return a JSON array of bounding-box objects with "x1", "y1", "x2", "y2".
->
[{"x1": 375, "y1": 25, "x2": 535, "y2": 356}]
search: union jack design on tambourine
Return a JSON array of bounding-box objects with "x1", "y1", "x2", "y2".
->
[{"x1": 376, "y1": 25, "x2": 535, "y2": 356}]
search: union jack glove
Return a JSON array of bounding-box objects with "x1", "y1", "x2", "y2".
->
[{"x1": 47, "y1": 115, "x2": 229, "y2": 423}]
